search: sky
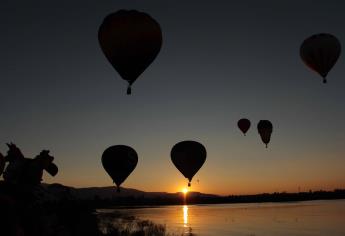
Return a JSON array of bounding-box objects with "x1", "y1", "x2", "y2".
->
[{"x1": 1, "y1": 0, "x2": 345, "y2": 195}]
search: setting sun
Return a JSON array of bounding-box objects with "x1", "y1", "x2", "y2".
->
[{"x1": 182, "y1": 188, "x2": 189, "y2": 194}]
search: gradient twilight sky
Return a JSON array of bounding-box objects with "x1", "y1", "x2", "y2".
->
[{"x1": 1, "y1": 0, "x2": 345, "y2": 195}]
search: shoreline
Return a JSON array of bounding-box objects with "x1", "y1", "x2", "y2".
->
[{"x1": 95, "y1": 197, "x2": 345, "y2": 210}]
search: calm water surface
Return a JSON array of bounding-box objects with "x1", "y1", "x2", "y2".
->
[{"x1": 99, "y1": 200, "x2": 345, "y2": 236}]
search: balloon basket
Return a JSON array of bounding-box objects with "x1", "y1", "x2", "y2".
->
[{"x1": 127, "y1": 85, "x2": 132, "y2": 95}]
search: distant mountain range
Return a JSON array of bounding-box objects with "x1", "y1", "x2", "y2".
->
[{"x1": 44, "y1": 183, "x2": 218, "y2": 201}]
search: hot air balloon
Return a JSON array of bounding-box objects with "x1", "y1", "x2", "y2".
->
[
  {"x1": 300, "y1": 33, "x2": 341, "y2": 83},
  {"x1": 102, "y1": 145, "x2": 138, "y2": 192},
  {"x1": 171, "y1": 141, "x2": 206, "y2": 187},
  {"x1": 237, "y1": 118, "x2": 251, "y2": 135},
  {"x1": 98, "y1": 10, "x2": 163, "y2": 94},
  {"x1": 257, "y1": 120, "x2": 273, "y2": 148}
]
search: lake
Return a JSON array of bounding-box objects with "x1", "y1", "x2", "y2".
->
[{"x1": 98, "y1": 200, "x2": 345, "y2": 235}]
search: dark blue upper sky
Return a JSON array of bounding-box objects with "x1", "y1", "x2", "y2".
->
[{"x1": 1, "y1": 0, "x2": 344, "y2": 194}]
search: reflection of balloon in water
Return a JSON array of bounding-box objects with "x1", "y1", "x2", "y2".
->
[
  {"x1": 98, "y1": 10, "x2": 163, "y2": 94},
  {"x1": 300, "y1": 33, "x2": 341, "y2": 83},
  {"x1": 101, "y1": 145, "x2": 138, "y2": 192},
  {"x1": 171, "y1": 141, "x2": 207, "y2": 187},
  {"x1": 257, "y1": 120, "x2": 273, "y2": 148},
  {"x1": 237, "y1": 118, "x2": 251, "y2": 135}
]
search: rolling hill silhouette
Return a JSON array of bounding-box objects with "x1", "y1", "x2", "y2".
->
[{"x1": 44, "y1": 183, "x2": 218, "y2": 201}]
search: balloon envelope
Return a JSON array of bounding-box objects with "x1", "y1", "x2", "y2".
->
[
  {"x1": 237, "y1": 118, "x2": 251, "y2": 135},
  {"x1": 171, "y1": 141, "x2": 206, "y2": 187},
  {"x1": 300, "y1": 33, "x2": 341, "y2": 83},
  {"x1": 98, "y1": 10, "x2": 163, "y2": 94},
  {"x1": 257, "y1": 120, "x2": 273, "y2": 148},
  {"x1": 102, "y1": 145, "x2": 138, "y2": 191}
]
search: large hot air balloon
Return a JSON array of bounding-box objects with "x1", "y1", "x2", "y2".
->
[
  {"x1": 171, "y1": 141, "x2": 206, "y2": 187},
  {"x1": 98, "y1": 10, "x2": 163, "y2": 94},
  {"x1": 237, "y1": 118, "x2": 251, "y2": 136},
  {"x1": 300, "y1": 33, "x2": 341, "y2": 83},
  {"x1": 257, "y1": 120, "x2": 273, "y2": 148},
  {"x1": 102, "y1": 145, "x2": 138, "y2": 192}
]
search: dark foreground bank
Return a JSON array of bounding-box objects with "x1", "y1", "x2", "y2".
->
[{"x1": 0, "y1": 181, "x2": 179, "y2": 236}]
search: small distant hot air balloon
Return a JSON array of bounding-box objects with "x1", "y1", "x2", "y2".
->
[
  {"x1": 237, "y1": 118, "x2": 251, "y2": 136},
  {"x1": 257, "y1": 120, "x2": 273, "y2": 148},
  {"x1": 171, "y1": 141, "x2": 206, "y2": 187},
  {"x1": 300, "y1": 33, "x2": 341, "y2": 83},
  {"x1": 98, "y1": 10, "x2": 163, "y2": 94},
  {"x1": 101, "y1": 145, "x2": 138, "y2": 192}
]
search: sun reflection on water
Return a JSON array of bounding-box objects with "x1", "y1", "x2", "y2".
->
[{"x1": 183, "y1": 205, "x2": 188, "y2": 227}]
